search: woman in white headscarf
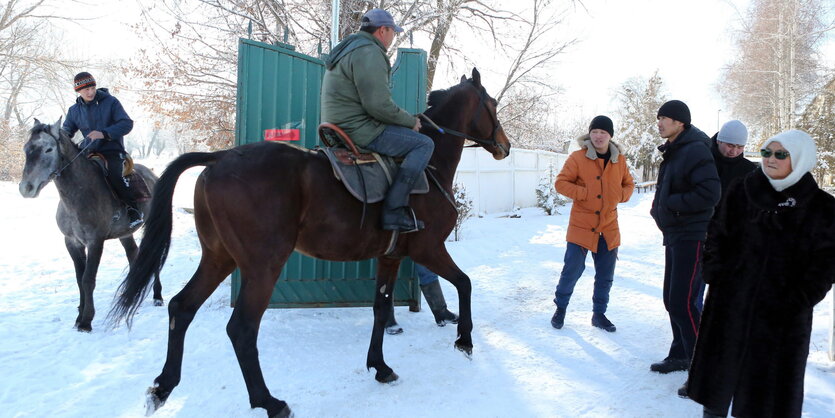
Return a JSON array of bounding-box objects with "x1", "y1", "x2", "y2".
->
[{"x1": 687, "y1": 130, "x2": 835, "y2": 418}]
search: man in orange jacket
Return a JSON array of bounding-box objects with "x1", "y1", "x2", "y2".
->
[{"x1": 550, "y1": 115, "x2": 635, "y2": 332}]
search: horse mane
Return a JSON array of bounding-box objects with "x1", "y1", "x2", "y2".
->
[{"x1": 426, "y1": 78, "x2": 473, "y2": 111}]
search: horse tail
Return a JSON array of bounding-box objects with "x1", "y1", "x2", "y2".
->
[{"x1": 109, "y1": 151, "x2": 222, "y2": 328}]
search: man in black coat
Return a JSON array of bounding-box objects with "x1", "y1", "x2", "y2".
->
[
  {"x1": 711, "y1": 120, "x2": 757, "y2": 200},
  {"x1": 649, "y1": 100, "x2": 721, "y2": 381}
]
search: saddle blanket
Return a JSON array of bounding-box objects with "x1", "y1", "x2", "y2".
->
[{"x1": 320, "y1": 147, "x2": 429, "y2": 203}]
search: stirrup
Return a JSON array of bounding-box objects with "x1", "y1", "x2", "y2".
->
[{"x1": 382, "y1": 207, "x2": 424, "y2": 233}]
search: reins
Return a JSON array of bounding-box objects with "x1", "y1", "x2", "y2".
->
[{"x1": 45, "y1": 129, "x2": 92, "y2": 178}]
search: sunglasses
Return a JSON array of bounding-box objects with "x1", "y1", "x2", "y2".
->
[{"x1": 760, "y1": 149, "x2": 790, "y2": 160}]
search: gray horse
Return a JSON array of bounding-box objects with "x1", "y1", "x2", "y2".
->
[{"x1": 19, "y1": 118, "x2": 163, "y2": 332}]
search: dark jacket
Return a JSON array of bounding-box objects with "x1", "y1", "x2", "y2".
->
[
  {"x1": 710, "y1": 134, "x2": 757, "y2": 201},
  {"x1": 650, "y1": 125, "x2": 721, "y2": 245},
  {"x1": 688, "y1": 170, "x2": 835, "y2": 417},
  {"x1": 320, "y1": 32, "x2": 416, "y2": 146},
  {"x1": 62, "y1": 88, "x2": 133, "y2": 153}
]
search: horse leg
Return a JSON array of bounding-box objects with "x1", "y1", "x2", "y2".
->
[
  {"x1": 366, "y1": 257, "x2": 402, "y2": 383},
  {"x1": 227, "y1": 264, "x2": 291, "y2": 418},
  {"x1": 147, "y1": 253, "x2": 235, "y2": 414},
  {"x1": 120, "y1": 236, "x2": 164, "y2": 306},
  {"x1": 64, "y1": 236, "x2": 87, "y2": 327},
  {"x1": 76, "y1": 240, "x2": 104, "y2": 332},
  {"x1": 415, "y1": 252, "x2": 473, "y2": 355}
]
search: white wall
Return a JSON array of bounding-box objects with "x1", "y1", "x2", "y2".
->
[{"x1": 454, "y1": 148, "x2": 568, "y2": 214}]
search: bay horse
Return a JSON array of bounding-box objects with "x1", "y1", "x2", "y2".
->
[
  {"x1": 19, "y1": 119, "x2": 163, "y2": 332},
  {"x1": 109, "y1": 68, "x2": 510, "y2": 418}
]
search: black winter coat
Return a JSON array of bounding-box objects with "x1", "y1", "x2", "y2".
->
[
  {"x1": 688, "y1": 170, "x2": 835, "y2": 418},
  {"x1": 710, "y1": 135, "x2": 757, "y2": 201},
  {"x1": 650, "y1": 126, "x2": 721, "y2": 245}
]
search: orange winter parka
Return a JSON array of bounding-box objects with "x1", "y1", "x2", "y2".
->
[{"x1": 555, "y1": 134, "x2": 635, "y2": 252}]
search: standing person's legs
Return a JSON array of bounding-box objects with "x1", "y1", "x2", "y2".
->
[
  {"x1": 364, "y1": 126, "x2": 434, "y2": 231},
  {"x1": 551, "y1": 242, "x2": 588, "y2": 329},
  {"x1": 590, "y1": 235, "x2": 617, "y2": 314},
  {"x1": 667, "y1": 240, "x2": 704, "y2": 360},
  {"x1": 553, "y1": 242, "x2": 588, "y2": 309},
  {"x1": 414, "y1": 263, "x2": 458, "y2": 326},
  {"x1": 651, "y1": 244, "x2": 690, "y2": 372}
]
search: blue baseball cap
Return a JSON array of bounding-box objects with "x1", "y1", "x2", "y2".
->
[{"x1": 361, "y1": 8, "x2": 403, "y2": 33}]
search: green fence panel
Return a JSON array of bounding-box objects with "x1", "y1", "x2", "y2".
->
[{"x1": 232, "y1": 38, "x2": 427, "y2": 309}]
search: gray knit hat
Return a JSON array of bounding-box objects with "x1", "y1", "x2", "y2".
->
[{"x1": 717, "y1": 120, "x2": 748, "y2": 146}]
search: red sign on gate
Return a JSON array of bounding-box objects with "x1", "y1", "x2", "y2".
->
[{"x1": 264, "y1": 129, "x2": 300, "y2": 141}]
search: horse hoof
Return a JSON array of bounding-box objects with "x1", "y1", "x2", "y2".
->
[
  {"x1": 153, "y1": 299, "x2": 164, "y2": 307},
  {"x1": 375, "y1": 370, "x2": 399, "y2": 383},
  {"x1": 76, "y1": 323, "x2": 92, "y2": 333},
  {"x1": 455, "y1": 342, "x2": 473, "y2": 359},
  {"x1": 145, "y1": 386, "x2": 167, "y2": 415},
  {"x1": 269, "y1": 404, "x2": 293, "y2": 418}
]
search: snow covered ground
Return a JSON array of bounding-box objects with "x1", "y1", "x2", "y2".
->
[{"x1": 1, "y1": 163, "x2": 833, "y2": 418}]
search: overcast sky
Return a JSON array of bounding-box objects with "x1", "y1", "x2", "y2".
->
[{"x1": 59, "y1": 0, "x2": 834, "y2": 137}]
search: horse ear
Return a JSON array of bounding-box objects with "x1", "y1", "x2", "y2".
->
[
  {"x1": 460, "y1": 75, "x2": 467, "y2": 84},
  {"x1": 33, "y1": 117, "x2": 41, "y2": 126},
  {"x1": 471, "y1": 68, "x2": 481, "y2": 87},
  {"x1": 51, "y1": 117, "x2": 62, "y2": 138}
]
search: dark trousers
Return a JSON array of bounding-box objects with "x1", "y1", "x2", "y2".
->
[
  {"x1": 663, "y1": 240, "x2": 706, "y2": 361},
  {"x1": 553, "y1": 235, "x2": 617, "y2": 313},
  {"x1": 101, "y1": 151, "x2": 137, "y2": 208}
]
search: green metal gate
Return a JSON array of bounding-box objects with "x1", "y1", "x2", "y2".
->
[{"x1": 232, "y1": 38, "x2": 428, "y2": 309}]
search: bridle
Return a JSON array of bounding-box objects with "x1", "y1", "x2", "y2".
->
[
  {"x1": 38, "y1": 127, "x2": 90, "y2": 178},
  {"x1": 421, "y1": 83, "x2": 508, "y2": 156}
]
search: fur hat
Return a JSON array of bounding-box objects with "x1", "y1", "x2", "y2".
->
[
  {"x1": 717, "y1": 120, "x2": 748, "y2": 146},
  {"x1": 73, "y1": 72, "x2": 96, "y2": 92},
  {"x1": 657, "y1": 100, "x2": 691, "y2": 127},
  {"x1": 588, "y1": 115, "x2": 614, "y2": 138},
  {"x1": 761, "y1": 129, "x2": 817, "y2": 192}
]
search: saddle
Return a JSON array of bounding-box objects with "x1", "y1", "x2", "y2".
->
[
  {"x1": 87, "y1": 152, "x2": 152, "y2": 203},
  {"x1": 318, "y1": 123, "x2": 428, "y2": 204}
]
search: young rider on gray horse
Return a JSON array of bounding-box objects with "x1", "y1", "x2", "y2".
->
[{"x1": 62, "y1": 72, "x2": 143, "y2": 227}]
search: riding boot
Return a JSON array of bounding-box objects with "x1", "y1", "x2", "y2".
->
[
  {"x1": 102, "y1": 151, "x2": 144, "y2": 228},
  {"x1": 382, "y1": 171, "x2": 424, "y2": 232},
  {"x1": 385, "y1": 303, "x2": 403, "y2": 335},
  {"x1": 420, "y1": 280, "x2": 459, "y2": 326}
]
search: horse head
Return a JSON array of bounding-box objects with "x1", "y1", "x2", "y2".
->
[
  {"x1": 427, "y1": 68, "x2": 511, "y2": 160},
  {"x1": 19, "y1": 117, "x2": 75, "y2": 198}
]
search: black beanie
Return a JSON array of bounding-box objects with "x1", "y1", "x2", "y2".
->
[
  {"x1": 588, "y1": 115, "x2": 614, "y2": 137},
  {"x1": 657, "y1": 100, "x2": 691, "y2": 126},
  {"x1": 73, "y1": 72, "x2": 96, "y2": 92}
]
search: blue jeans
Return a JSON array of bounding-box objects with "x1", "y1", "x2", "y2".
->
[
  {"x1": 553, "y1": 235, "x2": 617, "y2": 313},
  {"x1": 415, "y1": 264, "x2": 439, "y2": 286},
  {"x1": 365, "y1": 125, "x2": 434, "y2": 182}
]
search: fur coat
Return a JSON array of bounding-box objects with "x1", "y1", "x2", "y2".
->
[{"x1": 687, "y1": 170, "x2": 835, "y2": 417}]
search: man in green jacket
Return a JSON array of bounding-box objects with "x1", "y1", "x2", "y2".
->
[{"x1": 321, "y1": 8, "x2": 433, "y2": 232}]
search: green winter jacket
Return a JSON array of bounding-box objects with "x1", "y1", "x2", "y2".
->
[{"x1": 321, "y1": 31, "x2": 416, "y2": 146}]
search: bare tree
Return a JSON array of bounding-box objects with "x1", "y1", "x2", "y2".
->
[
  {"x1": 616, "y1": 71, "x2": 667, "y2": 182},
  {"x1": 798, "y1": 76, "x2": 835, "y2": 185},
  {"x1": 0, "y1": 0, "x2": 80, "y2": 180},
  {"x1": 125, "y1": 0, "x2": 581, "y2": 151},
  {"x1": 720, "y1": 0, "x2": 834, "y2": 142}
]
